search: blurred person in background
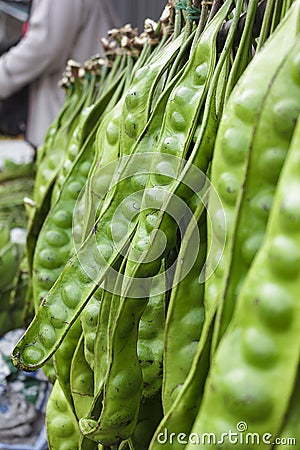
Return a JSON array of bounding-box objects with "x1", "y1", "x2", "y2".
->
[
  {"x1": 0, "y1": 10, "x2": 23, "y2": 54},
  {"x1": 0, "y1": 0, "x2": 117, "y2": 148}
]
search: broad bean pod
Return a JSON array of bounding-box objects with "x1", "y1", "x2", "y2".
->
[
  {"x1": 162, "y1": 201, "x2": 206, "y2": 413},
  {"x1": 81, "y1": 295, "x2": 102, "y2": 370},
  {"x1": 212, "y1": 34, "x2": 300, "y2": 355},
  {"x1": 120, "y1": 32, "x2": 184, "y2": 155},
  {"x1": 79, "y1": 293, "x2": 148, "y2": 445},
  {"x1": 46, "y1": 379, "x2": 81, "y2": 450},
  {"x1": 206, "y1": 4, "x2": 300, "y2": 351},
  {"x1": 185, "y1": 112, "x2": 300, "y2": 450},
  {"x1": 274, "y1": 368, "x2": 300, "y2": 449},
  {"x1": 77, "y1": 14, "x2": 235, "y2": 430},
  {"x1": 9, "y1": 51, "x2": 185, "y2": 372},
  {"x1": 53, "y1": 317, "x2": 82, "y2": 408},
  {"x1": 137, "y1": 264, "x2": 166, "y2": 399},
  {"x1": 78, "y1": 268, "x2": 126, "y2": 443},
  {"x1": 33, "y1": 76, "x2": 87, "y2": 208},
  {"x1": 203, "y1": 2, "x2": 300, "y2": 325},
  {"x1": 150, "y1": 3, "x2": 253, "y2": 444},
  {"x1": 32, "y1": 129, "x2": 96, "y2": 311},
  {"x1": 32, "y1": 64, "x2": 127, "y2": 311},
  {"x1": 51, "y1": 67, "x2": 126, "y2": 206},
  {"x1": 129, "y1": 394, "x2": 164, "y2": 450},
  {"x1": 119, "y1": 0, "x2": 233, "y2": 290},
  {"x1": 25, "y1": 79, "x2": 87, "y2": 273}
]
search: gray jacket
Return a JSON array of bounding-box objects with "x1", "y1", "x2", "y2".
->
[{"x1": 0, "y1": 0, "x2": 117, "y2": 147}]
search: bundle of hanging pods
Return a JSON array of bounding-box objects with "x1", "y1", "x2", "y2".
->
[{"x1": 7, "y1": 0, "x2": 300, "y2": 448}]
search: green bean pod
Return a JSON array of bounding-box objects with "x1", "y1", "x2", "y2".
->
[
  {"x1": 119, "y1": 0, "x2": 233, "y2": 289},
  {"x1": 274, "y1": 368, "x2": 300, "y2": 449},
  {"x1": 212, "y1": 35, "x2": 300, "y2": 354},
  {"x1": 53, "y1": 66, "x2": 127, "y2": 207},
  {"x1": 204, "y1": 3, "x2": 300, "y2": 323},
  {"x1": 78, "y1": 261, "x2": 164, "y2": 444},
  {"x1": 185, "y1": 113, "x2": 300, "y2": 450},
  {"x1": 162, "y1": 201, "x2": 206, "y2": 413},
  {"x1": 32, "y1": 68, "x2": 128, "y2": 311},
  {"x1": 79, "y1": 294, "x2": 148, "y2": 445},
  {"x1": 53, "y1": 317, "x2": 82, "y2": 408},
  {"x1": 32, "y1": 130, "x2": 96, "y2": 311},
  {"x1": 81, "y1": 294, "x2": 102, "y2": 370},
  {"x1": 93, "y1": 288, "x2": 113, "y2": 394},
  {"x1": 149, "y1": 7, "x2": 250, "y2": 441},
  {"x1": 137, "y1": 265, "x2": 166, "y2": 399},
  {"x1": 83, "y1": 38, "x2": 188, "y2": 239},
  {"x1": 80, "y1": 96, "x2": 126, "y2": 240},
  {"x1": 70, "y1": 333, "x2": 94, "y2": 420},
  {"x1": 9, "y1": 58, "x2": 184, "y2": 372},
  {"x1": 120, "y1": 32, "x2": 183, "y2": 154},
  {"x1": 77, "y1": 291, "x2": 121, "y2": 449},
  {"x1": 33, "y1": 79, "x2": 86, "y2": 208},
  {"x1": 46, "y1": 379, "x2": 81, "y2": 450},
  {"x1": 25, "y1": 81, "x2": 86, "y2": 273},
  {"x1": 35, "y1": 85, "x2": 74, "y2": 168},
  {"x1": 149, "y1": 319, "x2": 214, "y2": 450},
  {"x1": 129, "y1": 394, "x2": 164, "y2": 450}
]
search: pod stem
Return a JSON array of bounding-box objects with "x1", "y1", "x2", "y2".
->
[
  {"x1": 224, "y1": 0, "x2": 259, "y2": 100},
  {"x1": 256, "y1": 0, "x2": 276, "y2": 50},
  {"x1": 189, "y1": 4, "x2": 208, "y2": 53},
  {"x1": 174, "y1": 0, "x2": 184, "y2": 37}
]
